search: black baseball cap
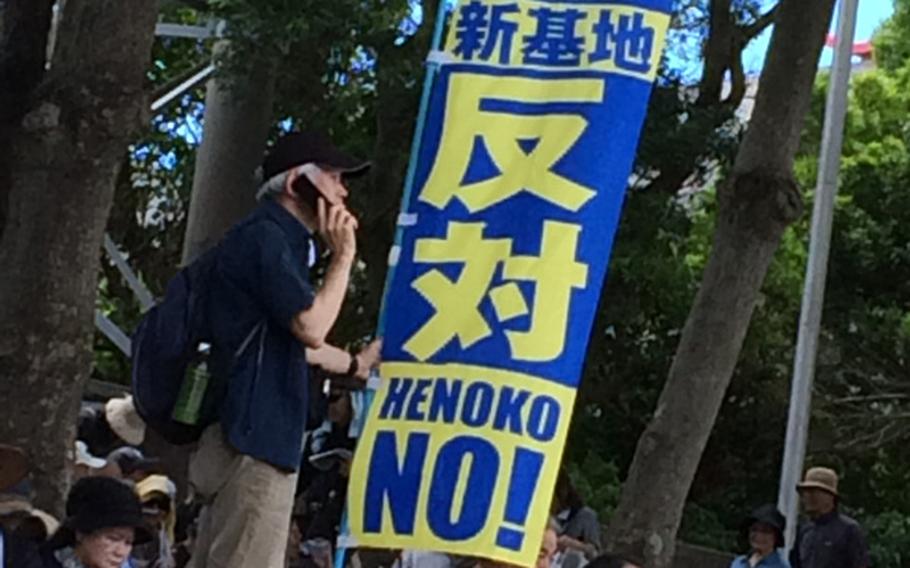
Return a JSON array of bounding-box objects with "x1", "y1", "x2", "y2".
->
[
  {"x1": 262, "y1": 131, "x2": 371, "y2": 180},
  {"x1": 108, "y1": 447, "x2": 160, "y2": 476}
]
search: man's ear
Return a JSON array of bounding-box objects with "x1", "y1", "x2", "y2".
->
[{"x1": 284, "y1": 167, "x2": 301, "y2": 198}]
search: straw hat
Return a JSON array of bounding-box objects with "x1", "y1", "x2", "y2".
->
[
  {"x1": 137, "y1": 474, "x2": 177, "y2": 541},
  {"x1": 29, "y1": 508, "x2": 61, "y2": 537},
  {"x1": 796, "y1": 467, "x2": 839, "y2": 496},
  {"x1": 105, "y1": 396, "x2": 146, "y2": 446},
  {"x1": 0, "y1": 482, "x2": 61, "y2": 541},
  {"x1": 0, "y1": 445, "x2": 28, "y2": 493}
]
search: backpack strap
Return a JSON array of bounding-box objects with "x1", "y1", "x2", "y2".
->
[{"x1": 234, "y1": 321, "x2": 265, "y2": 360}]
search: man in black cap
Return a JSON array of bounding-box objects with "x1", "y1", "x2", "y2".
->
[{"x1": 187, "y1": 131, "x2": 381, "y2": 568}]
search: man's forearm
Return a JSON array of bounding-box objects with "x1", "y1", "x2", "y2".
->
[
  {"x1": 306, "y1": 342, "x2": 374, "y2": 381},
  {"x1": 291, "y1": 252, "x2": 353, "y2": 347},
  {"x1": 306, "y1": 343, "x2": 352, "y2": 375}
]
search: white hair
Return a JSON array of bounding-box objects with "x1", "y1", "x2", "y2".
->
[
  {"x1": 255, "y1": 163, "x2": 321, "y2": 202},
  {"x1": 255, "y1": 169, "x2": 292, "y2": 202}
]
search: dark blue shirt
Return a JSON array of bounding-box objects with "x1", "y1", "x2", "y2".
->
[
  {"x1": 790, "y1": 511, "x2": 870, "y2": 568},
  {"x1": 209, "y1": 200, "x2": 316, "y2": 471}
]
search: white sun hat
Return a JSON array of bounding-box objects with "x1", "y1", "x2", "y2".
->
[
  {"x1": 74, "y1": 441, "x2": 106, "y2": 469},
  {"x1": 105, "y1": 395, "x2": 146, "y2": 446}
]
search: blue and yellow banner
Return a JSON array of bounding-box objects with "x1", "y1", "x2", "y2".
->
[{"x1": 349, "y1": 0, "x2": 671, "y2": 564}]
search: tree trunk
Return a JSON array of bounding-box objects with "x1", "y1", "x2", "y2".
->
[
  {"x1": 606, "y1": 0, "x2": 836, "y2": 565},
  {"x1": 0, "y1": 0, "x2": 158, "y2": 516},
  {"x1": 180, "y1": 41, "x2": 277, "y2": 264}
]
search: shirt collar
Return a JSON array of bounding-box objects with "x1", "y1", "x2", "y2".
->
[
  {"x1": 814, "y1": 510, "x2": 839, "y2": 525},
  {"x1": 261, "y1": 199, "x2": 312, "y2": 248}
]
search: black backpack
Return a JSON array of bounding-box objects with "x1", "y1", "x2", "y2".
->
[{"x1": 130, "y1": 247, "x2": 220, "y2": 445}]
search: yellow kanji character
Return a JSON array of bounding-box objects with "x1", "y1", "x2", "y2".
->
[
  {"x1": 502, "y1": 221, "x2": 587, "y2": 361},
  {"x1": 419, "y1": 74, "x2": 604, "y2": 213},
  {"x1": 404, "y1": 222, "x2": 513, "y2": 360}
]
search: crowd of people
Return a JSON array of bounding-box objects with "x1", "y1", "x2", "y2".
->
[
  {"x1": 0, "y1": 417, "x2": 871, "y2": 568},
  {"x1": 0, "y1": 131, "x2": 872, "y2": 568}
]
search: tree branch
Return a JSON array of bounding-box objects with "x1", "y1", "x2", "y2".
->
[
  {"x1": 831, "y1": 393, "x2": 910, "y2": 405},
  {"x1": 698, "y1": 0, "x2": 734, "y2": 105},
  {"x1": 726, "y1": 47, "x2": 747, "y2": 107},
  {"x1": 743, "y1": 6, "x2": 779, "y2": 41}
]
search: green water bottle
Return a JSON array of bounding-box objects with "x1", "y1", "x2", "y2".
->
[{"x1": 172, "y1": 343, "x2": 211, "y2": 425}]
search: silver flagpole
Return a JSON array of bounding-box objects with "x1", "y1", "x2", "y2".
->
[{"x1": 778, "y1": 0, "x2": 860, "y2": 552}]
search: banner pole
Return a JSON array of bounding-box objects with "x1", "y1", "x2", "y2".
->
[{"x1": 333, "y1": 3, "x2": 450, "y2": 566}]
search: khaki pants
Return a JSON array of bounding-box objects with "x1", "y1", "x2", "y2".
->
[{"x1": 187, "y1": 425, "x2": 298, "y2": 568}]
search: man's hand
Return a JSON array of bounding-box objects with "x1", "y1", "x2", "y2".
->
[
  {"x1": 317, "y1": 198, "x2": 357, "y2": 260},
  {"x1": 354, "y1": 338, "x2": 383, "y2": 380},
  {"x1": 306, "y1": 338, "x2": 382, "y2": 380}
]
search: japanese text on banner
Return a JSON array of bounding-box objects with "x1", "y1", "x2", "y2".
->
[
  {"x1": 446, "y1": 0, "x2": 669, "y2": 78},
  {"x1": 349, "y1": 0, "x2": 671, "y2": 565}
]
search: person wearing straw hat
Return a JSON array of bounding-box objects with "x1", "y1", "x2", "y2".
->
[
  {"x1": 730, "y1": 504, "x2": 789, "y2": 568},
  {"x1": 186, "y1": 131, "x2": 382, "y2": 568},
  {"x1": 78, "y1": 397, "x2": 146, "y2": 461},
  {"x1": 132, "y1": 475, "x2": 177, "y2": 568},
  {"x1": 1, "y1": 477, "x2": 61, "y2": 545},
  {"x1": 789, "y1": 467, "x2": 869, "y2": 568},
  {"x1": 105, "y1": 397, "x2": 147, "y2": 448},
  {"x1": 0, "y1": 444, "x2": 44, "y2": 568}
]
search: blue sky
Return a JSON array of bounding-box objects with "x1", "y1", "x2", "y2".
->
[{"x1": 743, "y1": 0, "x2": 895, "y2": 72}]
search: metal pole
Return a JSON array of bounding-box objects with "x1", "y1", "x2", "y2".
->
[
  {"x1": 95, "y1": 311, "x2": 131, "y2": 357},
  {"x1": 778, "y1": 0, "x2": 859, "y2": 552},
  {"x1": 103, "y1": 234, "x2": 156, "y2": 311},
  {"x1": 151, "y1": 64, "x2": 215, "y2": 112},
  {"x1": 333, "y1": 3, "x2": 451, "y2": 566},
  {"x1": 154, "y1": 22, "x2": 217, "y2": 39}
]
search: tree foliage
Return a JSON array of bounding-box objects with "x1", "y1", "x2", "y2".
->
[
  {"x1": 571, "y1": 8, "x2": 910, "y2": 566},
  {"x1": 93, "y1": 0, "x2": 910, "y2": 564}
]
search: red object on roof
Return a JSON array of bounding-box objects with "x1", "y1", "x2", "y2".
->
[{"x1": 825, "y1": 34, "x2": 874, "y2": 58}]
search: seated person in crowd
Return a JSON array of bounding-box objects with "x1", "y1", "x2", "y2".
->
[
  {"x1": 74, "y1": 441, "x2": 114, "y2": 481},
  {"x1": 0, "y1": 444, "x2": 42, "y2": 568},
  {"x1": 552, "y1": 471, "x2": 601, "y2": 563},
  {"x1": 108, "y1": 448, "x2": 160, "y2": 484},
  {"x1": 41, "y1": 476, "x2": 152, "y2": 568},
  {"x1": 78, "y1": 396, "x2": 146, "y2": 458},
  {"x1": 477, "y1": 519, "x2": 558, "y2": 568},
  {"x1": 133, "y1": 475, "x2": 177, "y2": 568}
]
